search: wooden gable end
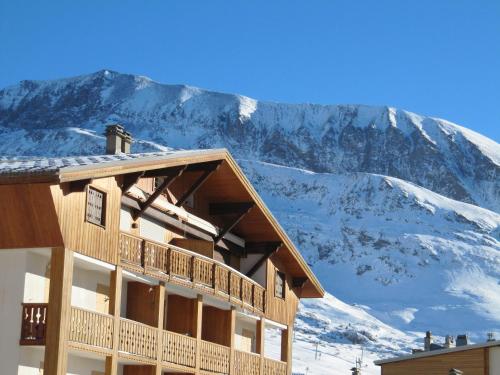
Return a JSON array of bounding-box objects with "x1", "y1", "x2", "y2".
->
[{"x1": 0, "y1": 183, "x2": 63, "y2": 249}]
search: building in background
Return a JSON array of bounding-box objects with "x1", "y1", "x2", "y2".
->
[
  {"x1": 375, "y1": 333, "x2": 500, "y2": 375},
  {"x1": 0, "y1": 125, "x2": 324, "y2": 375}
]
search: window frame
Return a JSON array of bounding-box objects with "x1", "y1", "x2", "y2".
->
[
  {"x1": 85, "y1": 185, "x2": 107, "y2": 228},
  {"x1": 274, "y1": 270, "x2": 286, "y2": 299}
]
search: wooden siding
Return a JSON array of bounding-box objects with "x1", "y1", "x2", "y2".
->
[
  {"x1": 265, "y1": 256, "x2": 299, "y2": 326},
  {"x1": 0, "y1": 183, "x2": 63, "y2": 249},
  {"x1": 50, "y1": 177, "x2": 122, "y2": 264},
  {"x1": 381, "y1": 348, "x2": 488, "y2": 375},
  {"x1": 201, "y1": 306, "x2": 231, "y2": 346}
]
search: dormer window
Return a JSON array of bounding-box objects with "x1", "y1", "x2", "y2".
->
[{"x1": 86, "y1": 186, "x2": 106, "y2": 227}]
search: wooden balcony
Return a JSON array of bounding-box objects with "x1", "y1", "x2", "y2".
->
[
  {"x1": 66, "y1": 306, "x2": 286, "y2": 374},
  {"x1": 119, "y1": 231, "x2": 266, "y2": 313},
  {"x1": 20, "y1": 303, "x2": 48, "y2": 345}
]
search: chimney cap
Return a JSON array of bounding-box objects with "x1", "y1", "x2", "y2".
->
[{"x1": 105, "y1": 124, "x2": 125, "y2": 136}]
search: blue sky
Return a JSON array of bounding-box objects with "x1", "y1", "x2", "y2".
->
[{"x1": 1, "y1": 0, "x2": 499, "y2": 141}]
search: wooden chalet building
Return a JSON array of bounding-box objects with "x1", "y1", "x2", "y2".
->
[{"x1": 0, "y1": 127, "x2": 324, "y2": 375}]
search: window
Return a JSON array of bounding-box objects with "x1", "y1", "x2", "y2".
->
[
  {"x1": 275, "y1": 271, "x2": 286, "y2": 299},
  {"x1": 86, "y1": 186, "x2": 106, "y2": 226}
]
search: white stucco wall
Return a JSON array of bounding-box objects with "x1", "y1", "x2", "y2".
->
[
  {"x1": 240, "y1": 254, "x2": 267, "y2": 287},
  {"x1": 140, "y1": 215, "x2": 166, "y2": 243},
  {"x1": 24, "y1": 252, "x2": 50, "y2": 303},
  {"x1": 235, "y1": 317, "x2": 257, "y2": 353},
  {"x1": 119, "y1": 207, "x2": 133, "y2": 232},
  {"x1": 71, "y1": 265, "x2": 110, "y2": 312},
  {"x1": 18, "y1": 348, "x2": 107, "y2": 375},
  {"x1": 17, "y1": 347, "x2": 45, "y2": 375},
  {"x1": 491, "y1": 347, "x2": 500, "y2": 375},
  {"x1": 0, "y1": 249, "x2": 50, "y2": 375}
]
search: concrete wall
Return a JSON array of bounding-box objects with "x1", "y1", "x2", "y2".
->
[
  {"x1": 235, "y1": 317, "x2": 257, "y2": 353},
  {"x1": 240, "y1": 254, "x2": 266, "y2": 288},
  {"x1": 140, "y1": 215, "x2": 166, "y2": 243},
  {"x1": 72, "y1": 265, "x2": 110, "y2": 313},
  {"x1": 0, "y1": 249, "x2": 50, "y2": 375},
  {"x1": 119, "y1": 207, "x2": 133, "y2": 232},
  {"x1": 491, "y1": 347, "x2": 500, "y2": 375}
]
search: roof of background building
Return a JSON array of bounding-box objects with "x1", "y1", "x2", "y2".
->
[{"x1": 374, "y1": 340, "x2": 500, "y2": 365}]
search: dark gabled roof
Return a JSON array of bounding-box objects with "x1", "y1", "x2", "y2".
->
[{"x1": 0, "y1": 150, "x2": 206, "y2": 183}]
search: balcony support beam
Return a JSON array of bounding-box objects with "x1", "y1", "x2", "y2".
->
[
  {"x1": 281, "y1": 325, "x2": 293, "y2": 374},
  {"x1": 175, "y1": 161, "x2": 222, "y2": 207},
  {"x1": 154, "y1": 282, "x2": 166, "y2": 375},
  {"x1": 44, "y1": 247, "x2": 74, "y2": 375},
  {"x1": 105, "y1": 266, "x2": 123, "y2": 375},
  {"x1": 257, "y1": 317, "x2": 266, "y2": 375},
  {"x1": 193, "y1": 294, "x2": 203, "y2": 373},
  {"x1": 228, "y1": 307, "x2": 236, "y2": 374}
]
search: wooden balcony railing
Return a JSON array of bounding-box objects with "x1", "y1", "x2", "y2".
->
[
  {"x1": 68, "y1": 306, "x2": 114, "y2": 350},
  {"x1": 234, "y1": 350, "x2": 261, "y2": 375},
  {"x1": 20, "y1": 303, "x2": 48, "y2": 345},
  {"x1": 119, "y1": 231, "x2": 266, "y2": 313},
  {"x1": 263, "y1": 357, "x2": 288, "y2": 375},
  {"x1": 32, "y1": 303, "x2": 287, "y2": 374},
  {"x1": 162, "y1": 330, "x2": 197, "y2": 368},
  {"x1": 119, "y1": 318, "x2": 158, "y2": 360},
  {"x1": 119, "y1": 232, "x2": 143, "y2": 272},
  {"x1": 200, "y1": 340, "x2": 231, "y2": 374}
]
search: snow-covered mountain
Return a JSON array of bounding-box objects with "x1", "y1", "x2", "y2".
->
[{"x1": 1, "y1": 70, "x2": 499, "y2": 374}]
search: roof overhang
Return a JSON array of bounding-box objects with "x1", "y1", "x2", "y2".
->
[{"x1": 1, "y1": 149, "x2": 324, "y2": 298}]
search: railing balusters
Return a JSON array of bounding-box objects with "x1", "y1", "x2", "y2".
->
[
  {"x1": 118, "y1": 232, "x2": 266, "y2": 312},
  {"x1": 20, "y1": 303, "x2": 48, "y2": 345},
  {"x1": 68, "y1": 306, "x2": 114, "y2": 349}
]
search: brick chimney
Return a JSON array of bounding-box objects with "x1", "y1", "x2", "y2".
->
[
  {"x1": 105, "y1": 124, "x2": 132, "y2": 154},
  {"x1": 456, "y1": 334, "x2": 468, "y2": 347},
  {"x1": 424, "y1": 331, "x2": 433, "y2": 351},
  {"x1": 444, "y1": 335, "x2": 454, "y2": 348}
]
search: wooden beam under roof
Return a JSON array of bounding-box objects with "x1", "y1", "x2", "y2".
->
[
  {"x1": 209, "y1": 201, "x2": 255, "y2": 216},
  {"x1": 214, "y1": 202, "x2": 254, "y2": 244},
  {"x1": 121, "y1": 171, "x2": 145, "y2": 192},
  {"x1": 175, "y1": 160, "x2": 222, "y2": 207},
  {"x1": 292, "y1": 277, "x2": 308, "y2": 288},
  {"x1": 246, "y1": 242, "x2": 282, "y2": 278},
  {"x1": 133, "y1": 165, "x2": 186, "y2": 219},
  {"x1": 244, "y1": 241, "x2": 283, "y2": 255}
]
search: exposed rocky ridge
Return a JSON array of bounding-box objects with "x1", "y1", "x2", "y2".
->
[{"x1": 0, "y1": 70, "x2": 498, "y2": 212}]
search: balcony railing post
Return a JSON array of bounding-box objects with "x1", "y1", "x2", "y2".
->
[
  {"x1": 212, "y1": 263, "x2": 217, "y2": 294},
  {"x1": 228, "y1": 306, "x2": 236, "y2": 374},
  {"x1": 191, "y1": 256, "x2": 196, "y2": 284},
  {"x1": 105, "y1": 265, "x2": 122, "y2": 375}
]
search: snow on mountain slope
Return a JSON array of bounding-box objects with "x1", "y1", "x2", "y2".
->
[
  {"x1": 268, "y1": 293, "x2": 419, "y2": 375},
  {"x1": 0, "y1": 71, "x2": 499, "y2": 373},
  {"x1": 0, "y1": 70, "x2": 498, "y2": 212},
  {"x1": 239, "y1": 160, "x2": 500, "y2": 336}
]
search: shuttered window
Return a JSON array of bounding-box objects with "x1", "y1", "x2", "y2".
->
[
  {"x1": 86, "y1": 187, "x2": 106, "y2": 226},
  {"x1": 275, "y1": 271, "x2": 286, "y2": 299}
]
